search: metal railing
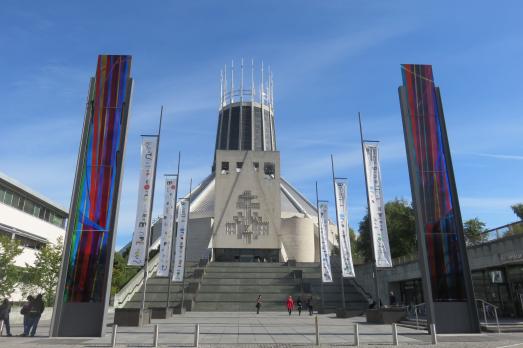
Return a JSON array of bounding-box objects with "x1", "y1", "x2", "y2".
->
[
  {"x1": 475, "y1": 220, "x2": 523, "y2": 245},
  {"x1": 475, "y1": 298, "x2": 500, "y2": 334},
  {"x1": 411, "y1": 303, "x2": 426, "y2": 330}
]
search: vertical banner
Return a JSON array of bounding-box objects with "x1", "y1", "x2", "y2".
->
[
  {"x1": 172, "y1": 199, "x2": 189, "y2": 282},
  {"x1": 127, "y1": 136, "x2": 159, "y2": 266},
  {"x1": 52, "y1": 55, "x2": 133, "y2": 337},
  {"x1": 319, "y1": 202, "x2": 333, "y2": 283},
  {"x1": 157, "y1": 176, "x2": 178, "y2": 277},
  {"x1": 363, "y1": 143, "x2": 393, "y2": 268},
  {"x1": 334, "y1": 179, "x2": 355, "y2": 277}
]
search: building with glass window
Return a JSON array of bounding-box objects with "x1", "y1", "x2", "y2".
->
[{"x1": 0, "y1": 171, "x2": 67, "y2": 300}]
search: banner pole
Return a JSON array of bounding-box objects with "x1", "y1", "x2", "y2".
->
[
  {"x1": 358, "y1": 112, "x2": 380, "y2": 308},
  {"x1": 315, "y1": 181, "x2": 325, "y2": 309},
  {"x1": 180, "y1": 178, "x2": 193, "y2": 311},
  {"x1": 140, "y1": 106, "x2": 163, "y2": 317},
  {"x1": 166, "y1": 152, "x2": 181, "y2": 311},
  {"x1": 330, "y1": 155, "x2": 346, "y2": 310}
]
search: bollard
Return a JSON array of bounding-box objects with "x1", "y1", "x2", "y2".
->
[
  {"x1": 353, "y1": 323, "x2": 359, "y2": 346},
  {"x1": 153, "y1": 324, "x2": 159, "y2": 348},
  {"x1": 111, "y1": 324, "x2": 118, "y2": 348},
  {"x1": 315, "y1": 315, "x2": 320, "y2": 346},
  {"x1": 430, "y1": 323, "x2": 437, "y2": 345},
  {"x1": 194, "y1": 323, "x2": 200, "y2": 347},
  {"x1": 392, "y1": 323, "x2": 398, "y2": 346}
]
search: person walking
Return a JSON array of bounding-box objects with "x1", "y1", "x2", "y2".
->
[
  {"x1": 29, "y1": 294, "x2": 45, "y2": 337},
  {"x1": 256, "y1": 295, "x2": 262, "y2": 315},
  {"x1": 20, "y1": 295, "x2": 33, "y2": 336},
  {"x1": 296, "y1": 296, "x2": 303, "y2": 316},
  {"x1": 0, "y1": 298, "x2": 12, "y2": 336},
  {"x1": 307, "y1": 296, "x2": 313, "y2": 316},
  {"x1": 286, "y1": 296, "x2": 294, "y2": 316}
]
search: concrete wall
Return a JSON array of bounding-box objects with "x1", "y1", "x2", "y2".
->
[
  {"x1": 213, "y1": 150, "x2": 281, "y2": 250},
  {"x1": 280, "y1": 216, "x2": 315, "y2": 262},
  {"x1": 186, "y1": 217, "x2": 213, "y2": 261},
  {"x1": 354, "y1": 233, "x2": 523, "y2": 306}
]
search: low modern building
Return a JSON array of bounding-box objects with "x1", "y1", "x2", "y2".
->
[
  {"x1": 355, "y1": 221, "x2": 523, "y2": 318},
  {"x1": 0, "y1": 171, "x2": 67, "y2": 300}
]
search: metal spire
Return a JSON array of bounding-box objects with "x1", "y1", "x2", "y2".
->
[
  {"x1": 224, "y1": 64, "x2": 228, "y2": 107},
  {"x1": 230, "y1": 60, "x2": 234, "y2": 104},
  {"x1": 260, "y1": 61, "x2": 264, "y2": 106},
  {"x1": 220, "y1": 69, "x2": 224, "y2": 108},
  {"x1": 251, "y1": 58, "x2": 255, "y2": 101},
  {"x1": 240, "y1": 58, "x2": 244, "y2": 104}
]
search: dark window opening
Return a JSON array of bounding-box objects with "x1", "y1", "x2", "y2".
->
[
  {"x1": 236, "y1": 162, "x2": 243, "y2": 173},
  {"x1": 221, "y1": 161, "x2": 229, "y2": 175},
  {"x1": 264, "y1": 162, "x2": 275, "y2": 179}
]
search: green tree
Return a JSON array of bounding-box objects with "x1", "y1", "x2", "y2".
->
[
  {"x1": 0, "y1": 235, "x2": 23, "y2": 298},
  {"x1": 111, "y1": 252, "x2": 140, "y2": 295},
  {"x1": 511, "y1": 204, "x2": 523, "y2": 220},
  {"x1": 25, "y1": 237, "x2": 63, "y2": 305},
  {"x1": 463, "y1": 218, "x2": 487, "y2": 246},
  {"x1": 356, "y1": 199, "x2": 417, "y2": 262}
]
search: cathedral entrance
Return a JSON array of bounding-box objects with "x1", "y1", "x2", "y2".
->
[{"x1": 213, "y1": 248, "x2": 280, "y2": 262}]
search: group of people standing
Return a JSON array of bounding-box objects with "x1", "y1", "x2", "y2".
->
[
  {"x1": 0, "y1": 294, "x2": 45, "y2": 337},
  {"x1": 255, "y1": 295, "x2": 314, "y2": 316}
]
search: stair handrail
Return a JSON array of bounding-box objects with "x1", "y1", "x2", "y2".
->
[
  {"x1": 113, "y1": 252, "x2": 160, "y2": 308},
  {"x1": 411, "y1": 302, "x2": 426, "y2": 330},
  {"x1": 475, "y1": 298, "x2": 500, "y2": 334}
]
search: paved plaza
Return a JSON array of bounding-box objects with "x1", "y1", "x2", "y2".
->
[{"x1": 1, "y1": 311, "x2": 523, "y2": 347}]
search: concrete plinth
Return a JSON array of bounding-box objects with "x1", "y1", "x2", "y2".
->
[
  {"x1": 114, "y1": 308, "x2": 150, "y2": 326},
  {"x1": 150, "y1": 307, "x2": 172, "y2": 319},
  {"x1": 366, "y1": 307, "x2": 407, "y2": 324}
]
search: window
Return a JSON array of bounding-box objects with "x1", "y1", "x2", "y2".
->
[
  {"x1": 23, "y1": 199, "x2": 35, "y2": 214},
  {"x1": 2, "y1": 190, "x2": 12, "y2": 205},
  {"x1": 0, "y1": 187, "x2": 5, "y2": 202},
  {"x1": 221, "y1": 161, "x2": 229, "y2": 175},
  {"x1": 39, "y1": 207, "x2": 46, "y2": 219},
  {"x1": 44, "y1": 209, "x2": 50, "y2": 221},
  {"x1": 236, "y1": 162, "x2": 243, "y2": 173},
  {"x1": 253, "y1": 162, "x2": 259, "y2": 172},
  {"x1": 50, "y1": 212, "x2": 63, "y2": 227},
  {"x1": 34, "y1": 205, "x2": 41, "y2": 218},
  {"x1": 264, "y1": 162, "x2": 275, "y2": 179}
]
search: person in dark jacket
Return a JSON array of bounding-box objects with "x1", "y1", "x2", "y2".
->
[
  {"x1": 256, "y1": 295, "x2": 262, "y2": 314},
  {"x1": 307, "y1": 296, "x2": 313, "y2": 316},
  {"x1": 296, "y1": 296, "x2": 303, "y2": 316},
  {"x1": 0, "y1": 298, "x2": 12, "y2": 336},
  {"x1": 21, "y1": 295, "x2": 33, "y2": 336},
  {"x1": 29, "y1": 294, "x2": 45, "y2": 337}
]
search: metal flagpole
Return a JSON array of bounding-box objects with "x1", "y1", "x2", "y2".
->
[
  {"x1": 358, "y1": 112, "x2": 381, "y2": 309},
  {"x1": 166, "y1": 152, "x2": 181, "y2": 311},
  {"x1": 140, "y1": 106, "x2": 163, "y2": 318},
  {"x1": 315, "y1": 181, "x2": 325, "y2": 309},
  {"x1": 330, "y1": 155, "x2": 346, "y2": 310},
  {"x1": 180, "y1": 178, "x2": 193, "y2": 312}
]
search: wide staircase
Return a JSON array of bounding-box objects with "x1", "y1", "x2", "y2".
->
[{"x1": 118, "y1": 260, "x2": 371, "y2": 313}]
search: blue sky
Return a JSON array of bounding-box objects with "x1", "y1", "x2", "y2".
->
[{"x1": 1, "y1": 1, "x2": 522, "y2": 249}]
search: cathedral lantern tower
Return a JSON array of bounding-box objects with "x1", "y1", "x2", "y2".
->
[{"x1": 211, "y1": 60, "x2": 282, "y2": 262}]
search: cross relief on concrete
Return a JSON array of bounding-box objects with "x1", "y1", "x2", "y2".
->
[{"x1": 225, "y1": 190, "x2": 269, "y2": 243}]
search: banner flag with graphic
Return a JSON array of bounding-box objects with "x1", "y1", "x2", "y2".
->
[
  {"x1": 127, "y1": 136, "x2": 159, "y2": 266},
  {"x1": 172, "y1": 199, "x2": 189, "y2": 282},
  {"x1": 334, "y1": 179, "x2": 356, "y2": 277},
  {"x1": 363, "y1": 142, "x2": 393, "y2": 268},
  {"x1": 319, "y1": 202, "x2": 333, "y2": 282},
  {"x1": 157, "y1": 175, "x2": 178, "y2": 277}
]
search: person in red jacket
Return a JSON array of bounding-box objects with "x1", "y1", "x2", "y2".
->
[{"x1": 286, "y1": 296, "x2": 294, "y2": 316}]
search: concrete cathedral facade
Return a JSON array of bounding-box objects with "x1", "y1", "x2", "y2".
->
[{"x1": 181, "y1": 63, "x2": 338, "y2": 263}]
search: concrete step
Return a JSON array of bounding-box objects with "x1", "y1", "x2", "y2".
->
[
  {"x1": 200, "y1": 278, "x2": 298, "y2": 285},
  {"x1": 198, "y1": 285, "x2": 298, "y2": 293}
]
